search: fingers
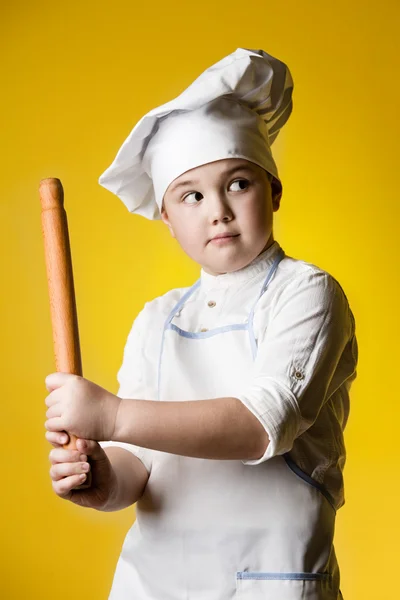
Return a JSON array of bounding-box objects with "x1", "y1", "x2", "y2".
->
[
  {"x1": 76, "y1": 439, "x2": 104, "y2": 459},
  {"x1": 52, "y1": 473, "x2": 89, "y2": 498},
  {"x1": 44, "y1": 390, "x2": 66, "y2": 435},
  {"x1": 45, "y1": 431, "x2": 69, "y2": 448},
  {"x1": 45, "y1": 372, "x2": 80, "y2": 393},
  {"x1": 45, "y1": 393, "x2": 58, "y2": 408},
  {"x1": 49, "y1": 447, "x2": 86, "y2": 464},
  {"x1": 45, "y1": 416, "x2": 64, "y2": 433},
  {"x1": 49, "y1": 446, "x2": 91, "y2": 497},
  {"x1": 50, "y1": 460, "x2": 90, "y2": 480},
  {"x1": 50, "y1": 460, "x2": 90, "y2": 479},
  {"x1": 45, "y1": 404, "x2": 62, "y2": 419}
]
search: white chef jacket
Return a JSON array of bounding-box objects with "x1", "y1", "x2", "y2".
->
[{"x1": 102, "y1": 240, "x2": 358, "y2": 511}]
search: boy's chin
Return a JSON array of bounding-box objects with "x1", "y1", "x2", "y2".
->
[{"x1": 202, "y1": 256, "x2": 252, "y2": 276}]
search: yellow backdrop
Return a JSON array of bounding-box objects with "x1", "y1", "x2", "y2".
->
[{"x1": 2, "y1": 1, "x2": 399, "y2": 598}]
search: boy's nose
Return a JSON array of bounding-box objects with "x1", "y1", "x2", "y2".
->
[{"x1": 208, "y1": 194, "x2": 234, "y2": 224}]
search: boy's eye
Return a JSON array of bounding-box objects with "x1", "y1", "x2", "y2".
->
[
  {"x1": 229, "y1": 179, "x2": 249, "y2": 191},
  {"x1": 183, "y1": 191, "x2": 204, "y2": 204}
]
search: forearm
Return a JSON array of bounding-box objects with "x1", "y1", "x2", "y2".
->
[
  {"x1": 113, "y1": 397, "x2": 269, "y2": 460},
  {"x1": 102, "y1": 447, "x2": 149, "y2": 511}
]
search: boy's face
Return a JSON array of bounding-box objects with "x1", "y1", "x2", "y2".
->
[{"x1": 161, "y1": 158, "x2": 281, "y2": 276}]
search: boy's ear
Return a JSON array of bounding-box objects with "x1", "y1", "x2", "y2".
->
[
  {"x1": 160, "y1": 206, "x2": 176, "y2": 238},
  {"x1": 272, "y1": 191, "x2": 282, "y2": 212},
  {"x1": 271, "y1": 178, "x2": 282, "y2": 212}
]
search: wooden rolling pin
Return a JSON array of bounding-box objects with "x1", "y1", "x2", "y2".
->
[{"x1": 40, "y1": 178, "x2": 90, "y2": 488}]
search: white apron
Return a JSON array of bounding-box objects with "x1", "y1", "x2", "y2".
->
[{"x1": 110, "y1": 249, "x2": 343, "y2": 600}]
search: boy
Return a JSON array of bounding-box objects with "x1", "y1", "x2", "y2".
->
[{"x1": 45, "y1": 48, "x2": 358, "y2": 599}]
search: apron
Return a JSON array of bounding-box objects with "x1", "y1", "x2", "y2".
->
[{"x1": 110, "y1": 249, "x2": 343, "y2": 600}]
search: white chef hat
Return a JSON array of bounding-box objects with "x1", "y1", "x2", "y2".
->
[{"x1": 98, "y1": 47, "x2": 294, "y2": 220}]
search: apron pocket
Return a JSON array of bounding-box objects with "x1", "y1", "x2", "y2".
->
[{"x1": 236, "y1": 571, "x2": 334, "y2": 600}]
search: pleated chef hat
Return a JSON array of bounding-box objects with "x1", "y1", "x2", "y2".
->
[{"x1": 98, "y1": 47, "x2": 294, "y2": 220}]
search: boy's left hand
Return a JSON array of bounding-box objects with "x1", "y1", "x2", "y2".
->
[{"x1": 45, "y1": 373, "x2": 121, "y2": 441}]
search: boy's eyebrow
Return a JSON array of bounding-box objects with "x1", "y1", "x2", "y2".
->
[{"x1": 168, "y1": 164, "x2": 256, "y2": 193}]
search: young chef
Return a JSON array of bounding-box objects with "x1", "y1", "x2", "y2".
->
[{"x1": 45, "y1": 48, "x2": 358, "y2": 599}]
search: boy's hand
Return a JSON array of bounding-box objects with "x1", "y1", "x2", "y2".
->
[
  {"x1": 46, "y1": 433, "x2": 118, "y2": 509},
  {"x1": 44, "y1": 373, "x2": 121, "y2": 441}
]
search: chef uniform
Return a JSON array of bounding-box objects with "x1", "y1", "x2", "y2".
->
[{"x1": 99, "y1": 49, "x2": 358, "y2": 600}]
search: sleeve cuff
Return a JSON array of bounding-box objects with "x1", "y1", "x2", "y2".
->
[
  {"x1": 99, "y1": 441, "x2": 153, "y2": 474},
  {"x1": 236, "y1": 377, "x2": 301, "y2": 466}
]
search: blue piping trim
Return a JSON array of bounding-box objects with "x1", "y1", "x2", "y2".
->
[
  {"x1": 283, "y1": 454, "x2": 336, "y2": 511},
  {"x1": 157, "y1": 331, "x2": 164, "y2": 401},
  {"x1": 165, "y1": 280, "x2": 201, "y2": 326},
  {"x1": 247, "y1": 249, "x2": 285, "y2": 359},
  {"x1": 158, "y1": 279, "x2": 201, "y2": 400},
  {"x1": 236, "y1": 571, "x2": 331, "y2": 581},
  {"x1": 167, "y1": 323, "x2": 248, "y2": 339},
  {"x1": 247, "y1": 313, "x2": 258, "y2": 361},
  {"x1": 157, "y1": 248, "x2": 285, "y2": 398}
]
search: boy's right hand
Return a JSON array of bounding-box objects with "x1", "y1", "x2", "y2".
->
[{"x1": 46, "y1": 432, "x2": 117, "y2": 510}]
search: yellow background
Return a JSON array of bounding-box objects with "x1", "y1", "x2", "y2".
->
[{"x1": 2, "y1": 1, "x2": 399, "y2": 598}]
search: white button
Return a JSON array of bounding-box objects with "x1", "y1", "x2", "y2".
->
[
  {"x1": 294, "y1": 370, "x2": 304, "y2": 380},
  {"x1": 207, "y1": 300, "x2": 216, "y2": 308}
]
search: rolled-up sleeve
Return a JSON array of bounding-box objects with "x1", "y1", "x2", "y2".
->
[
  {"x1": 236, "y1": 269, "x2": 357, "y2": 466},
  {"x1": 100, "y1": 305, "x2": 153, "y2": 474}
]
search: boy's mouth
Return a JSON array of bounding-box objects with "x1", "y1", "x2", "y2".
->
[{"x1": 209, "y1": 233, "x2": 240, "y2": 244}]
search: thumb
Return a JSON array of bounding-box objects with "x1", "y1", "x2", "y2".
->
[
  {"x1": 45, "y1": 372, "x2": 79, "y2": 392},
  {"x1": 76, "y1": 438, "x2": 106, "y2": 460}
]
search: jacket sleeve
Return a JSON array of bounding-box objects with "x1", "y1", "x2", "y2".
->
[{"x1": 235, "y1": 269, "x2": 358, "y2": 466}]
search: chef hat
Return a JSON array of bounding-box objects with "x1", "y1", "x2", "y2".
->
[{"x1": 99, "y1": 47, "x2": 294, "y2": 220}]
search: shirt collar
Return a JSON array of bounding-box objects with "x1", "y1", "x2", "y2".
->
[{"x1": 200, "y1": 240, "x2": 282, "y2": 292}]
